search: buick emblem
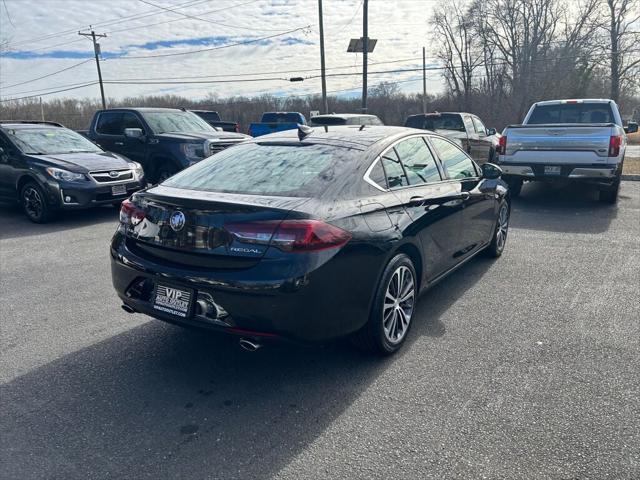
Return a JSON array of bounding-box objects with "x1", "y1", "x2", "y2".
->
[
  {"x1": 169, "y1": 211, "x2": 186, "y2": 232},
  {"x1": 109, "y1": 171, "x2": 119, "y2": 178}
]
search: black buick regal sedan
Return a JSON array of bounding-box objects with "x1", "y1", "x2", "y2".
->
[{"x1": 111, "y1": 125, "x2": 510, "y2": 355}]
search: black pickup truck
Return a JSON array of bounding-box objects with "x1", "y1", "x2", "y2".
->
[
  {"x1": 404, "y1": 112, "x2": 500, "y2": 164},
  {"x1": 189, "y1": 110, "x2": 240, "y2": 133},
  {"x1": 87, "y1": 108, "x2": 249, "y2": 183}
]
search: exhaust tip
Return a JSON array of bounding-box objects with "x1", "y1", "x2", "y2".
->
[
  {"x1": 121, "y1": 304, "x2": 136, "y2": 314},
  {"x1": 239, "y1": 338, "x2": 262, "y2": 352}
]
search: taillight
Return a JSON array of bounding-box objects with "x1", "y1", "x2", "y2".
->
[
  {"x1": 225, "y1": 220, "x2": 352, "y2": 253},
  {"x1": 120, "y1": 198, "x2": 145, "y2": 226},
  {"x1": 609, "y1": 135, "x2": 622, "y2": 157},
  {"x1": 497, "y1": 135, "x2": 507, "y2": 155}
]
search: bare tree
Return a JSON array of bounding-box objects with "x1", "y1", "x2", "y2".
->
[
  {"x1": 603, "y1": 0, "x2": 640, "y2": 102},
  {"x1": 430, "y1": 0, "x2": 482, "y2": 110}
]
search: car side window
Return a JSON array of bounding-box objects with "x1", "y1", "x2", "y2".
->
[
  {"x1": 463, "y1": 116, "x2": 475, "y2": 134},
  {"x1": 394, "y1": 137, "x2": 441, "y2": 185},
  {"x1": 472, "y1": 117, "x2": 487, "y2": 136},
  {"x1": 96, "y1": 112, "x2": 123, "y2": 135},
  {"x1": 122, "y1": 112, "x2": 144, "y2": 132},
  {"x1": 367, "y1": 160, "x2": 387, "y2": 189},
  {"x1": 429, "y1": 137, "x2": 478, "y2": 180},
  {"x1": 380, "y1": 149, "x2": 409, "y2": 189}
]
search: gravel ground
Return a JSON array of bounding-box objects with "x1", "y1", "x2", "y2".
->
[{"x1": 1, "y1": 181, "x2": 639, "y2": 480}]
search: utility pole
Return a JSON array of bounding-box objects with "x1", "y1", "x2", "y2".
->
[
  {"x1": 422, "y1": 46, "x2": 427, "y2": 112},
  {"x1": 361, "y1": 0, "x2": 368, "y2": 113},
  {"x1": 39, "y1": 97, "x2": 45, "y2": 121},
  {"x1": 318, "y1": 0, "x2": 328, "y2": 114},
  {"x1": 79, "y1": 29, "x2": 107, "y2": 109}
]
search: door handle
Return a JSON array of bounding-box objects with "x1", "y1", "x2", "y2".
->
[
  {"x1": 409, "y1": 196, "x2": 426, "y2": 206},
  {"x1": 449, "y1": 192, "x2": 470, "y2": 201},
  {"x1": 115, "y1": 142, "x2": 124, "y2": 146}
]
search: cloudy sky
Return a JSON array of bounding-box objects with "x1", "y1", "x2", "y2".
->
[{"x1": 0, "y1": 0, "x2": 446, "y2": 102}]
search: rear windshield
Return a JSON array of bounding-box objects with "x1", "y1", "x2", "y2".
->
[
  {"x1": 163, "y1": 142, "x2": 362, "y2": 197},
  {"x1": 405, "y1": 114, "x2": 464, "y2": 131},
  {"x1": 193, "y1": 111, "x2": 221, "y2": 122},
  {"x1": 261, "y1": 113, "x2": 302, "y2": 124},
  {"x1": 527, "y1": 103, "x2": 615, "y2": 124},
  {"x1": 5, "y1": 127, "x2": 102, "y2": 155},
  {"x1": 310, "y1": 117, "x2": 347, "y2": 126}
]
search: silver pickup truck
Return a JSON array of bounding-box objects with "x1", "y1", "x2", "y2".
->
[{"x1": 497, "y1": 99, "x2": 638, "y2": 203}]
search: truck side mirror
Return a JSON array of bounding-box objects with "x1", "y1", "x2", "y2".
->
[
  {"x1": 487, "y1": 127, "x2": 497, "y2": 135},
  {"x1": 624, "y1": 121, "x2": 638, "y2": 134},
  {"x1": 124, "y1": 128, "x2": 145, "y2": 141}
]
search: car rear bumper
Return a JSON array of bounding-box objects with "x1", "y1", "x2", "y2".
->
[
  {"x1": 110, "y1": 231, "x2": 383, "y2": 343},
  {"x1": 499, "y1": 163, "x2": 620, "y2": 183}
]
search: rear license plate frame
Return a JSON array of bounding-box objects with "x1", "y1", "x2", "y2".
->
[{"x1": 544, "y1": 166, "x2": 562, "y2": 175}]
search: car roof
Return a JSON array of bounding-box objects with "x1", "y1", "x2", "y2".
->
[
  {"x1": 0, "y1": 121, "x2": 65, "y2": 130},
  {"x1": 407, "y1": 112, "x2": 471, "y2": 118},
  {"x1": 96, "y1": 107, "x2": 188, "y2": 113},
  {"x1": 250, "y1": 125, "x2": 418, "y2": 149},
  {"x1": 533, "y1": 99, "x2": 614, "y2": 106}
]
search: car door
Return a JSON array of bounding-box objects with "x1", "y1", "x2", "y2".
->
[
  {"x1": 429, "y1": 136, "x2": 495, "y2": 259},
  {"x1": 382, "y1": 136, "x2": 466, "y2": 279},
  {"x1": 120, "y1": 112, "x2": 148, "y2": 164},
  {"x1": 471, "y1": 116, "x2": 492, "y2": 163},
  {"x1": 93, "y1": 111, "x2": 124, "y2": 153},
  {"x1": 0, "y1": 133, "x2": 19, "y2": 199}
]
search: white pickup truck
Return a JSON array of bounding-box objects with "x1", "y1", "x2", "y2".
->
[{"x1": 497, "y1": 99, "x2": 638, "y2": 203}]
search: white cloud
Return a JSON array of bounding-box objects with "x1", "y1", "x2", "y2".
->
[{"x1": 0, "y1": 0, "x2": 446, "y2": 101}]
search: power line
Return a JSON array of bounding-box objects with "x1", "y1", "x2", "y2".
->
[
  {"x1": 1, "y1": 59, "x2": 93, "y2": 89},
  {"x1": 2, "y1": 0, "x2": 15, "y2": 28},
  {"x1": 112, "y1": 26, "x2": 312, "y2": 60},
  {"x1": 0, "y1": 82, "x2": 99, "y2": 102}
]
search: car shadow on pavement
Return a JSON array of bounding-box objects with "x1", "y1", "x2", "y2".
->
[
  {"x1": 0, "y1": 202, "x2": 119, "y2": 240},
  {"x1": 0, "y1": 255, "x2": 491, "y2": 480},
  {"x1": 509, "y1": 182, "x2": 618, "y2": 234}
]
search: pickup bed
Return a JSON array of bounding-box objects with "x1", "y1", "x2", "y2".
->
[
  {"x1": 248, "y1": 112, "x2": 306, "y2": 137},
  {"x1": 497, "y1": 99, "x2": 638, "y2": 203}
]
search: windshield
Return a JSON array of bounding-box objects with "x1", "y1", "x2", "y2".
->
[
  {"x1": 528, "y1": 103, "x2": 615, "y2": 124},
  {"x1": 310, "y1": 117, "x2": 347, "y2": 126},
  {"x1": 6, "y1": 127, "x2": 102, "y2": 155},
  {"x1": 405, "y1": 114, "x2": 465, "y2": 131},
  {"x1": 163, "y1": 142, "x2": 362, "y2": 197},
  {"x1": 141, "y1": 111, "x2": 215, "y2": 134}
]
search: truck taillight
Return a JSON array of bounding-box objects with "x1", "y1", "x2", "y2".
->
[
  {"x1": 609, "y1": 135, "x2": 622, "y2": 157},
  {"x1": 120, "y1": 199, "x2": 145, "y2": 226},
  {"x1": 225, "y1": 220, "x2": 352, "y2": 253},
  {"x1": 497, "y1": 136, "x2": 507, "y2": 155}
]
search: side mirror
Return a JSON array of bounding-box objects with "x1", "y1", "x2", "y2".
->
[
  {"x1": 486, "y1": 127, "x2": 497, "y2": 136},
  {"x1": 624, "y1": 121, "x2": 638, "y2": 134},
  {"x1": 481, "y1": 162, "x2": 502, "y2": 180},
  {"x1": 124, "y1": 128, "x2": 145, "y2": 140}
]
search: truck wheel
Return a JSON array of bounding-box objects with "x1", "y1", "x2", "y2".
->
[
  {"x1": 505, "y1": 177, "x2": 523, "y2": 198},
  {"x1": 155, "y1": 164, "x2": 178, "y2": 184},
  {"x1": 599, "y1": 175, "x2": 621, "y2": 204},
  {"x1": 351, "y1": 253, "x2": 417, "y2": 356},
  {"x1": 21, "y1": 182, "x2": 53, "y2": 223}
]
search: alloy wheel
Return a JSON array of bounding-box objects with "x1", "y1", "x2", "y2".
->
[
  {"x1": 496, "y1": 203, "x2": 509, "y2": 252},
  {"x1": 382, "y1": 265, "x2": 416, "y2": 344},
  {"x1": 23, "y1": 186, "x2": 44, "y2": 220}
]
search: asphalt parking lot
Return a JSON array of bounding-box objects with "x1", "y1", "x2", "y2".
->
[{"x1": 1, "y1": 181, "x2": 639, "y2": 480}]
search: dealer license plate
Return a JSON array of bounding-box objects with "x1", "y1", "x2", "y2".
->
[
  {"x1": 153, "y1": 284, "x2": 194, "y2": 318},
  {"x1": 544, "y1": 166, "x2": 561, "y2": 175},
  {"x1": 112, "y1": 184, "x2": 127, "y2": 196}
]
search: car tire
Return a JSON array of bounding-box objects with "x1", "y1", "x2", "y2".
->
[
  {"x1": 505, "y1": 177, "x2": 523, "y2": 197},
  {"x1": 21, "y1": 182, "x2": 53, "y2": 223},
  {"x1": 599, "y1": 175, "x2": 621, "y2": 204},
  {"x1": 351, "y1": 253, "x2": 417, "y2": 355},
  {"x1": 155, "y1": 163, "x2": 178, "y2": 184},
  {"x1": 486, "y1": 200, "x2": 510, "y2": 258}
]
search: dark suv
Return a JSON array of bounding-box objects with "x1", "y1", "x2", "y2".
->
[
  {"x1": 87, "y1": 108, "x2": 249, "y2": 183},
  {"x1": 0, "y1": 121, "x2": 145, "y2": 222}
]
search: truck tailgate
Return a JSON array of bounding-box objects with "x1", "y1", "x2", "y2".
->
[{"x1": 504, "y1": 124, "x2": 613, "y2": 161}]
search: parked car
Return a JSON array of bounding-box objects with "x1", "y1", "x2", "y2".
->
[
  {"x1": 189, "y1": 110, "x2": 240, "y2": 133},
  {"x1": 497, "y1": 99, "x2": 638, "y2": 202},
  {"x1": 404, "y1": 112, "x2": 500, "y2": 164},
  {"x1": 310, "y1": 113, "x2": 384, "y2": 126},
  {"x1": 0, "y1": 121, "x2": 145, "y2": 223},
  {"x1": 112, "y1": 125, "x2": 510, "y2": 355},
  {"x1": 87, "y1": 108, "x2": 249, "y2": 183},
  {"x1": 247, "y1": 112, "x2": 306, "y2": 137}
]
